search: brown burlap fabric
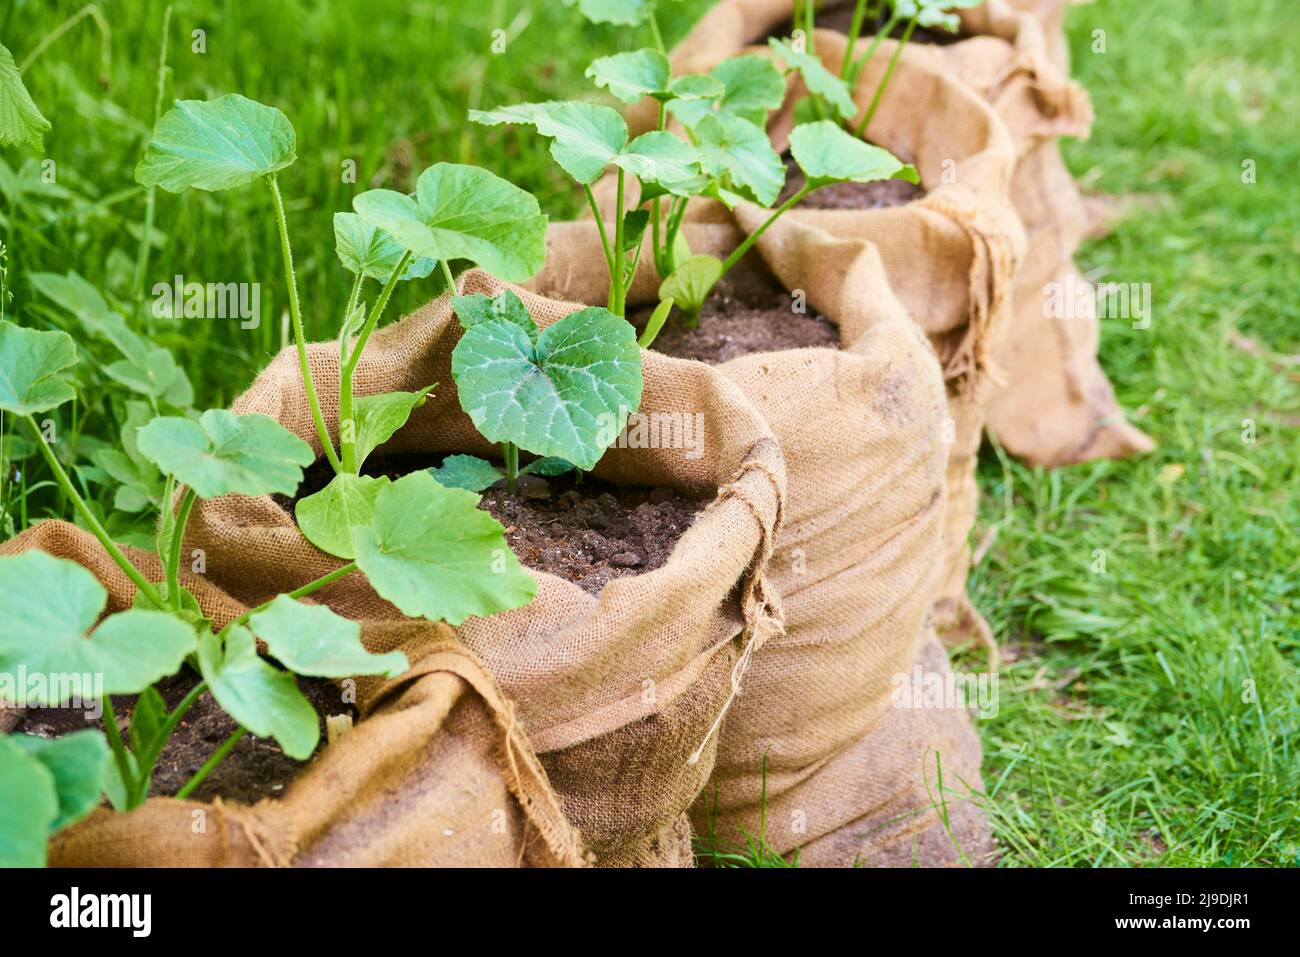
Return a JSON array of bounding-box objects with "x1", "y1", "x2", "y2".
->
[
  {"x1": 530, "y1": 215, "x2": 990, "y2": 865},
  {"x1": 173, "y1": 271, "x2": 787, "y2": 867},
  {"x1": 0, "y1": 520, "x2": 586, "y2": 867}
]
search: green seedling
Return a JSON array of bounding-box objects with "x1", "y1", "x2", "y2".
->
[
  {"x1": 442, "y1": 289, "x2": 643, "y2": 494},
  {"x1": 0, "y1": 319, "x2": 534, "y2": 864}
]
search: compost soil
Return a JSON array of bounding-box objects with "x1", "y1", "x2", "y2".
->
[
  {"x1": 286, "y1": 456, "x2": 709, "y2": 598},
  {"x1": 14, "y1": 670, "x2": 346, "y2": 804}
]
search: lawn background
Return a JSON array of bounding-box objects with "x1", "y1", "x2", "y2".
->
[{"x1": 3, "y1": 0, "x2": 1296, "y2": 865}]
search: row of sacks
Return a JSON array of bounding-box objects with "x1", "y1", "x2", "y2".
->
[{"x1": 8, "y1": 0, "x2": 1148, "y2": 869}]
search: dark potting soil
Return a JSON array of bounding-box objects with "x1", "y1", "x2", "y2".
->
[
  {"x1": 779, "y1": 152, "x2": 926, "y2": 209},
  {"x1": 638, "y1": 258, "x2": 840, "y2": 365},
  {"x1": 14, "y1": 670, "x2": 348, "y2": 805},
  {"x1": 286, "y1": 454, "x2": 709, "y2": 597}
]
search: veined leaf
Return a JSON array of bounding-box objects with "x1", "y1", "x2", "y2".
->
[
  {"x1": 353, "y1": 471, "x2": 536, "y2": 625},
  {"x1": 12, "y1": 731, "x2": 108, "y2": 832},
  {"x1": 616, "y1": 131, "x2": 707, "y2": 198},
  {"x1": 692, "y1": 113, "x2": 784, "y2": 207},
  {"x1": 352, "y1": 163, "x2": 547, "y2": 282},
  {"x1": 452, "y1": 289, "x2": 536, "y2": 341},
  {"x1": 789, "y1": 120, "x2": 919, "y2": 189},
  {"x1": 587, "y1": 49, "x2": 671, "y2": 103},
  {"x1": 352, "y1": 386, "x2": 434, "y2": 468},
  {"x1": 135, "y1": 94, "x2": 296, "y2": 192},
  {"x1": 198, "y1": 627, "x2": 319, "y2": 760},
  {"x1": 669, "y1": 55, "x2": 786, "y2": 129},
  {"x1": 472, "y1": 101, "x2": 627, "y2": 186},
  {"x1": 768, "y1": 38, "x2": 858, "y2": 121},
  {"x1": 0, "y1": 321, "x2": 78, "y2": 415},
  {"x1": 0, "y1": 42, "x2": 51, "y2": 151},
  {"x1": 296, "y1": 473, "x2": 389, "y2": 560},
  {"x1": 0, "y1": 551, "x2": 197, "y2": 697},
  {"x1": 430, "y1": 454, "x2": 503, "y2": 492},
  {"x1": 451, "y1": 301, "x2": 643, "y2": 471},
  {"x1": 137, "y1": 409, "x2": 314, "y2": 499},
  {"x1": 333, "y1": 212, "x2": 436, "y2": 282},
  {"x1": 248, "y1": 596, "x2": 408, "y2": 679}
]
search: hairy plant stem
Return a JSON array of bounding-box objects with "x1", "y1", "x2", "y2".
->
[
  {"x1": 25, "y1": 415, "x2": 165, "y2": 608},
  {"x1": 855, "y1": 16, "x2": 916, "y2": 137},
  {"x1": 339, "y1": 250, "x2": 413, "y2": 472},
  {"x1": 267, "y1": 175, "x2": 341, "y2": 473},
  {"x1": 176, "y1": 726, "x2": 248, "y2": 799}
]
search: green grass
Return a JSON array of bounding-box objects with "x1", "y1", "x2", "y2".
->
[{"x1": 3, "y1": 0, "x2": 1296, "y2": 867}]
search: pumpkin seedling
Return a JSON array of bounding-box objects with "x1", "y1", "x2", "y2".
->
[{"x1": 439, "y1": 289, "x2": 643, "y2": 494}]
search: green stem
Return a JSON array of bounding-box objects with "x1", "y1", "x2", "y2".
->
[
  {"x1": 838, "y1": 0, "x2": 872, "y2": 78},
  {"x1": 340, "y1": 270, "x2": 363, "y2": 369},
  {"x1": 340, "y1": 250, "x2": 413, "y2": 472},
  {"x1": 846, "y1": 12, "x2": 897, "y2": 90},
  {"x1": 176, "y1": 726, "x2": 247, "y2": 800},
  {"x1": 166, "y1": 487, "x2": 197, "y2": 608},
  {"x1": 102, "y1": 696, "x2": 137, "y2": 808},
  {"x1": 583, "y1": 184, "x2": 617, "y2": 280},
  {"x1": 720, "y1": 185, "x2": 813, "y2": 276},
  {"x1": 502, "y1": 442, "x2": 518, "y2": 495},
  {"x1": 25, "y1": 415, "x2": 165, "y2": 608},
  {"x1": 855, "y1": 17, "x2": 915, "y2": 137},
  {"x1": 228, "y1": 561, "x2": 358, "y2": 632},
  {"x1": 267, "y1": 175, "x2": 342, "y2": 473},
  {"x1": 133, "y1": 5, "x2": 172, "y2": 311},
  {"x1": 611, "y1": 168, "x2": 626, "y2": 317},
  {"x1": 131, "y1": 678, "x2": 207, "y2": 806},
  {"x1": 648, "y1": 13, "x2": 666, "y2": 54}
]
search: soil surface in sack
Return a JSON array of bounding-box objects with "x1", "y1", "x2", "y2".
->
[
  {"x1": 287, "y1": 456, "x2": 708, "y2": 597},
  {"x1": 640, "y1": 258, "x2": 840, "y2": 364},
  {"x1": 779, "y1": 153, "x2": 926, "y2": 209},
  {"x1": 14, "y1": 671, "x2": 348, "y2": 804}
]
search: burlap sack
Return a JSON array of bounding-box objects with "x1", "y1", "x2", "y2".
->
[
  {"x1": 0, "y1": 521, "x2": 586, "y2": 867},
  {"x1": 179, "y1": 271, "x2": 787, "y2": 867},
  {"x1": 530, "y1": 215, "x2": 990, "y2": 865}
]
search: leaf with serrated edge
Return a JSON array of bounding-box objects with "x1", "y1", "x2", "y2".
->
[
  {"x1": 135, "y1": 94, "x2": 296, "y2": 192},
  {"x1": 768, "y1": 38, "x2": 858, "y2": 121},
  {"x1": 296, "y1": 473, "x2": 390, "y2": 559},
  {"x1": 587, "y1": 49, "x2": 671, "y2": 103},
  {"x1": 353, "y1": 472, "x2": 536, "y2": 625},
  {"x1": 249, "y1": 596, "x2": 408, "y2": 678},
  {"x1": 692, "y1": 114, "x2": 784, "y2": 207},
  {"x1": 0, "y1": 321, "x2": 78, "y2": 415},
  {"x1": 452, "y1": 290, "x2": 536, "y2": 341},
  {"x1": 333, "y1": 212, "x2": 436, "y2": 282}
]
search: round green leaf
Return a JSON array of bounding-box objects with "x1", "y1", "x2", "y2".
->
[
  {"x1": 0, "y1": 551, "x2": 197, "y2": 697},
  {"x1": 587, "y1": 49, "x2": 671, "y2": 103},
  {"x1": 296, "y1": 473, "x2": 389, "y2": 560},
  {"x1": 768, "y1": 38, "x2": 858, "y2": 122},
  {"x1": 709, "y1": 55, "x2": 787, "y2": 125},
  {"x1": 0, "y1": 736, "x2": 58, "y2": 867},
  {"x1": 197, "y1": 627, "x2": 319, "y2": 760},
  {"x1": 12, "y1": 730, "x2": 109, "y2": 832},
  {"x1": 789, "y1": 120, "x2": 919, "y2": 188},
  {"x1": 352, "y1": 163, "x2": 547, "y2": 282},
  {"x1": 452, "y1": 290, "x2": 537, "y2": 341},
  {"x1": 0, "y1": 42, "x2": 52, "y2": 151},
  {"x1": 333, "y1": 212, "x2": 436, "y2": 282},
  {"x1": 137, "y1": 409, "x2": 314, "y2": 499},
  {"x1": 430, "y1": 454, "x2": 504, "y2": 492},
  {"x1": 692, "y1": 113, "x2": 785, "y2": 207},
  {"x1": 0, "y1": 320, "x2": 78, "y2": 415},
  {"x1": 248, "y1": 596, "x2": 408, "y2": 679},
  {"x1": 353, "y1": 472, "x2": 537, "y2": 625},
  {"x1": 616, "y1": 131, "x2": 708, "y2": 199},
  {"x1": 135, "y1": 94, "x2": 296, "y2": 192},
  {"x1": 451, "y1": 305, "x2": 644, "y2": 471}
]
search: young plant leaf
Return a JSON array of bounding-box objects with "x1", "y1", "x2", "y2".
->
[
  {"x1": 692, "y1": 113, "x2": 784, "y2": 207},
  {"x1": 789, "y1": 120, "x2": 919, "y2": 188},
  {"x1": 452, "y1": 290, "x2": 536, "y2": 341},
  {"x1": 668, "y1": 74, "x2": 727, "y2": 102},
  {"x1": 296, "y1": 473, "x2": 390, "y2": 559},
  {"x1": 587, "y1": 49, "x2": 671, "y2": 103},
  {"x1": 669, "y1": 55, "x2": 785, "y2": 129},
  {"x1": 659, "y1": 255, "x2": 724, "y2": 320},
  {"x1": 135, "y1": 94, "x2": 296, "y2": 192},
  {"x1": 430, "y1": 454, "x2": 504, "y2": 492},
  {"x1": 248, "y1": 596, "x2": 408, "y2": 679},
  {"x1": 0, "y1": 551, "x2": 197, "y2": 697},
  {"x1": 333, "y1": 212, "x2": 436, "y2": 282},
  {"x1": 617, "y1": 131, "x2": 707, "y2": 198},
  {"x1": 352, "y1": 471, "x2": 536, "y2": 625},
  {"x1": 136, "y1": 409, "x2": 314, "y2": 499},
  {"x1": 0, "y1": 736, "x2": 57, "y2": 868},
  {"x1": 352, "y1": 163, "x2": 547, "y2": 281},
  {"x1": 0, "y1": 42, "x2": 52, "y2": 150},
  {"x1": 521, "y1": 457, "x2": 576, "y2": 477},
  {"x1": 352, "y1": 386, "x2": 434, "y2": 468},
  {"x1": 12, "y1": 730, "x2": 109, "y2": 832},
  {"x1": 768, "y1": 38, "x2": 858, "y2": 121},
  {"x1": 0, "y1": 321, "x2": 78, "y2": 415},
  {"x1": 197, "y1": 627, "x2": 319, "y2": 760},
  {"x1": 451, "y1": 302, "x2": 643, "y2": 471},
  {"x1": 562, "y1": 0, "x2": 654, "y2": 26},
  {"x1": 129, "y1": 687, "x2": 167, "y2": 757}
]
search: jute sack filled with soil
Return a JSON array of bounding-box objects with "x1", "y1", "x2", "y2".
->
[
  {"x1": 530, "y1": 216, "x2": 990, "y2": 865},
  {"x1": 180, "y1": 271, "x2": 786, "y2": 867},
  {"x1": 0, "y1": 521, "x2": 585, "y2": 868}
]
